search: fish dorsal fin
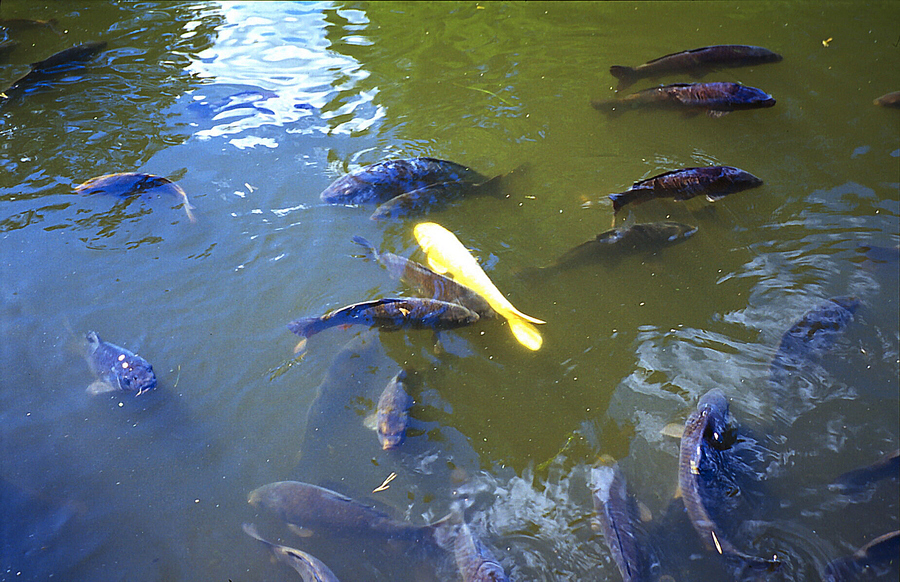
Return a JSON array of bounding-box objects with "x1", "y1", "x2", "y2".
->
[{"x1": 596, "y1": 229, "x2": 625, "y2": 244}]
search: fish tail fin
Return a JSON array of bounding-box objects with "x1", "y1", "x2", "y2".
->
[
  {"x1": 183, "y1": 202, "x2": 197, "y2": 223},
  {"x1": 286, "y1": 316, "x2": 328, "y2": 339},
  {"x1": 590, "y1": 98, "x2": 625, "y2": 118},
  {"x1": 609, "y1": 192, "x2": 627, "y2": 213},
  {"x1": 509, "y1": 318, "x2": 543, "y2": 351},
  {"x1": 351, "y1": 235, "x2": 378, "y2": 260},
  {"x1": 478, "y1": 163, "x2": 529, "y2": 198},
  {"x1": 609, "y1": 65, "x2": 636, "y2": 82}
]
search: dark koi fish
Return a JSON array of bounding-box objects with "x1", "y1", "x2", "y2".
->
[
  {"x1": 85, "y1": 331, "x2": 157, "y2": 396},
  {"x1": 435, "y1": 506, "x2": 509, "y2": 582},
  {"x1": 831, "y1": 449, "x2": 899, "y2": 495},
  {"x1": 2, "y1": 41, "x2": 106, "y2": 99},
  {"x1": 823, "y1": 530, "x2": 899, "y2": 582},
  {"x1": 242, "y1": 523, "x2": 340, "y2": 582},
  {"x1": 610, "y1": 45, "x2": 782, "y2": 90},
  {"x1": 248, "y1": 481, "x2": 441, "y2": 543},
  {"x1": 874, "y1": 91, "x2": 900, "y2": 108},
  {"x1": 590, "y1": 461, "x2": 647, "y2": 582},
  {"x1": 679, "y1": 390, "x2": 779, "y2": 570},
  {"x1": 769, "y1": 296, "x2": 860, "y2": 385},
  {"x1": 531, "y1": 221, "x2": 697, "y2": 275},
  {"x1": 607, "y1": 166, "x2": 762, "y2": 213},
  {"x1": 352, "y1": 236, "x2": 495, "y2": 318},
  {"x1": 376, "y1": 370, "x2": 413, "y2": 450},
  {"x1": 320, "y1": 157, "x2": 508, "y2": 218},
  {"x1": 75, "y1": 172, "x2": 196, "y2": 223},
  {"x1": 592, "y1": 82, "x2": 775, "y2": 118},
  {"x1": 287, "y1": 297, "x2": 480, "y2": 340}
]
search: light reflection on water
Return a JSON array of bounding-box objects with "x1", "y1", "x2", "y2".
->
[{"x1": 0, "y1": 1, "x2": 897, "y2": 581}]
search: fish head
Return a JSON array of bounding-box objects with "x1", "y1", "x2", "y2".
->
[
  {"x1": 378, "y1": 428, "x2": 405, "y2": 450},
  {"x1": 319, "y1": 173, "x2": 376, "y2": 203},
  {"x1": 115, "y1": 355, "x2": 157, "y2": 395},
  {"x1": 473, "y1": 562, "x2": 510, "y2": 582},
  {"x1": 723, "y1": 167, "x2": 764, "y2": 188},
  {"x1": 698, "y1": 389, "x2": 735, "y2": 449},
  {"x1": 734, "y1": 85, "x2": 776, "y2": 108}
]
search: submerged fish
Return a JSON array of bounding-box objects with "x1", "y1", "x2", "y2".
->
[
  {"x1": 369, "y1": 172, "x2": 507, "y2": 220},
  {"x1": 610, "y1": 45, "x2": 782, "y2": 89},
  {"x1": 320, "y1": 157, "x2": 498, "y2": 209},
  {"x1": 248, "y1": 481, "x2": 439, "y2": 543},
  {"x1": 376, "y1": 370, "x2": 413, "y2": 450},
  {"x1": 874, "y1": 91, "x2": 900, "y2": 108},
  {"x1": 435, "y1": 507, "x2": 509, "y2": 582},
  {"x1": 85, "y1": 331, "x2": 157, "y2": 396},
  {"x1": 590, "y1": 461, "x2": 646, "y2": 582},
  {"x1": 823, "y1": 530, "x2": 900, "y2": 582},
  {"x1": 533, "y1": 221, "x2": 697, "y2": 274},
  {"x1": 30, "y1": 41, "x2": 107, "y2": 72},
  {"x1": 679, "y1": 390, "x2": 779, "y2": 570},
  {"x1": 74, "y1": 172, "x2": 196, "y2": 223},
  {"x1": 2, "y1": 41, "x2": 107, "y2": 99},
  {"x1": 831, "y1": 449, "x2": 899, "y2": 495},
  {"x1": 605, "y1": 166, "x2": 763, "y2": 213},
  {"x1": 352, "y1": 235, "x2": 496, "y2": 318},
  {"x1": 287, "y1": 297, "x2": 480, "y2": 341},
  {"x1": 769, "y1": 296, "x2": 860, "y2": 385},
  {"x1": 413, "y1": 222, "x2": 545, "y2": 351},
  {"x1": 592, "y1": 82, "x2": 775, "y2": 118},
  {"x1": 242, "y1": 522, "x2": 340, "y2": 582}
]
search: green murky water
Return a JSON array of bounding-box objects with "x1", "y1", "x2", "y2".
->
[{"x1": 1, "y1": 2, "x2": 897, "y2": 580}]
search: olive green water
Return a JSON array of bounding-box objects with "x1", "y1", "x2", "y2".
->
[{"x1": 1, "y1": 2, "x2": 897, "y2": 581}]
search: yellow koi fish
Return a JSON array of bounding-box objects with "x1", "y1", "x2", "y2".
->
[{"x1": 413, "y1": 222, "x2": 545, "y2": 350}]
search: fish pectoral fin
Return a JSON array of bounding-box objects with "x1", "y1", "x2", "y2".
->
[
  {"x1": 363, "y1": 412, "x2": 378, "y2": 431},
  {"x1": 705, "y1": 192, "x2": 728, "y2": 202},
  {"x1": 426, "y1": 256, "x2": 451, "y2": 274},
  {"x1": 86, "y1": 380, "x2": 118, "y2": 395},
  {"x1": 706, "y1": 109, "x2": 730, "y2": 118},
  {"x1": 286, "y1": 523, "x2": 315, "y2": 538}
]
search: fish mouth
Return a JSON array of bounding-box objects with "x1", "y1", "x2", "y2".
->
[{"x1": 380, "y1": 435, "x2": 404, "y2": 450}]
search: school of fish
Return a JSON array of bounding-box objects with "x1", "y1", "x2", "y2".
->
[{"x1": 5, "y1": 21, "x2": 895, "y2": 582}]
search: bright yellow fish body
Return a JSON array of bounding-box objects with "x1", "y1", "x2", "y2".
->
[{"x1": 413, "y1": 222, "x2": 544, "y2": 350}]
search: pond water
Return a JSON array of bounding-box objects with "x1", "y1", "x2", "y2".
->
[{"x1": 1, "y1": 2, "x2": 897, "y2": 581}]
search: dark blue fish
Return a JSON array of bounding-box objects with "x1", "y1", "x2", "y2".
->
[
  {"x1": 874, "y1": 91, "x2": 900, "y2": 107},
  {"x1": 85, "y1": 331, "x2": 157, "y2": 396},
  {"x1": 610, "y1": 45, "x2": 782, "y2": 90},
  {"x1": 376, "y1": 369, "x2": 413, "y2": 450},
  {"x1": 435, "y1": 506, "x2": 509, "y2": 582},
  {"x1": 823, "y1": 530, "x2": 899, "y2": 581},
  {"x1": 831, "y1": 449, "x2": 899, "y2": 495},
  {"x1": 248, "y1": 481, "x2": 441, "y2": 543},
  {"x1": 75, "y1": 172, "x2": 196, "y2": 222},
  {"x1": 606, "y1": 166, "x2": 763, "y2": 213},
  {"x1": 320, "y1": 158, "x2": 507, "y2": 219},
  {"x1": 2, "y1": 41, "x2": 106, "y2": 99},
  {"x1": 242, "y1": 523, "x2": 340, "y2": 582},
  {"x1": 529, "y1": 221, "x2": 697, "y2": 276},
  {"x1": 593, "y1": 82, "x2": 775, "y2": 118},
  {"x1": 287, "y1": 297, "x2": 480, "y2": 340},
  {"x1": 679, "y1": 390, "x2": 779, "y2": 571},
  {"x1": 352, "y1": 236, "x2": 495, "y2": 318},
  {"x1": 769, "y1": 296, "x2": 860, "y2": 385},
  {"x1": 590, "y1": 461, "x2": 647, "y2": 582}
]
